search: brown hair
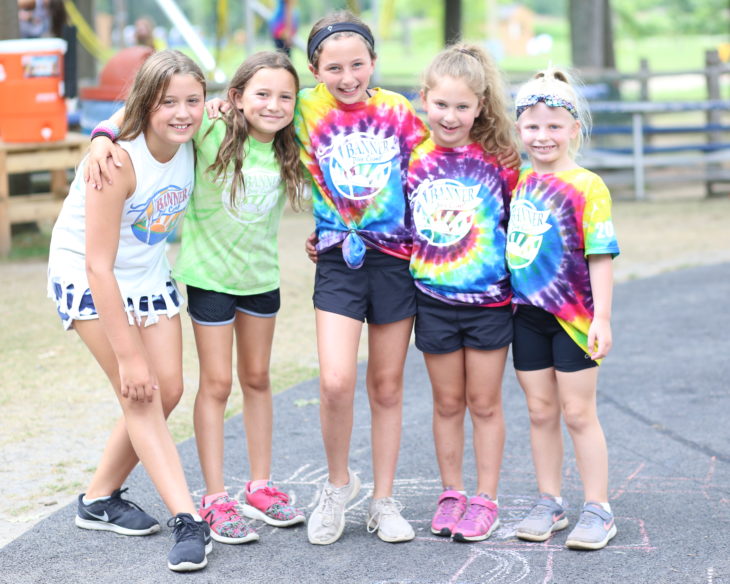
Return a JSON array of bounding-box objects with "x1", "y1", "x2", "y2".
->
[
  {"x1": 118, "y1": 50, "x2": 206, "y2": 142},
  {"x1": 422, "y1": 43, "x2": 517, "y2": 156},
  {"x1": 206, "y1": 51, "x2": 304, "y2": 210},
  {"x1": 307, "y1": 10, "x2": 376, "y2": 70}
]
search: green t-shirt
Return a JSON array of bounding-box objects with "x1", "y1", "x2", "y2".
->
[{"x1": 173, "y1": 112, "x2": 286, "y2": 295}]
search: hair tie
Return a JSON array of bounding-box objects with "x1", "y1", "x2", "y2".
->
[
  {"x1": 515, "y1": 94, "x2": 578, "y2": 119},
  {"x1": 307, "y1": 22, "x2": 375, "y2": 62}
]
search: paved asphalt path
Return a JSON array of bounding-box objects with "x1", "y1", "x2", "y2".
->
[{"x1": 2, "y1": 263, "x2": 729, "y2": 584}]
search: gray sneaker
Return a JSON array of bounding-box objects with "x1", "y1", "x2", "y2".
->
[
  {"x1": 367, "y1": 497, "x2": 415, "y2": 543},
  {"x1": 307, "y1": 470, "x2": 361, "y2": 545},
  {"x1": 515, "y1": 494, "x2": 569, "y2": 542},
  {"x1": 565, "y1": 502, "x2": 617, "y2": 550}
]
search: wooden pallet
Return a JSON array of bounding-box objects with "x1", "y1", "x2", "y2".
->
[{"x1": 0, "y1": 132, "x2": 87, "y2": 256}]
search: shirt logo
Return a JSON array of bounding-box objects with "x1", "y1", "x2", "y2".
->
[
  {"x1": 506, "y1": 199, "x2": 552, "y2": 269},
  {"x1": 221, "y1": 169, "x2": 281, "y2": 224},
  {"x1": 318, "y1": 132, "x2": 399, "y2": 201},
  {"x1": 128, "y1": 183, "x2": 191, "y2": 245},
  {"x1": 412, "y1": 178, "x2": 481, "y2": 247}
]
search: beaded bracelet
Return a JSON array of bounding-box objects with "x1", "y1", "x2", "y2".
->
[{"x1": 90, "y1": 120, "x2": 120, "y2": 141}]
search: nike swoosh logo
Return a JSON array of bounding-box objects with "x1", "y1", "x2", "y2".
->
[{"x1": 86, "y1": 511, "x2": 109, "y2": 521}]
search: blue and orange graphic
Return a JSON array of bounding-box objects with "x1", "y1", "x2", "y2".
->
[{"x1": 128, "y1": 183, "x2": 191, "y2": 245}]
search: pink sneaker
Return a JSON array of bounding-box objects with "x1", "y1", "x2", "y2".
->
[
  {"x1": 452, "y1": 494, "x2": 500, "y2": 542},
  {"x1": 242, "y1": 481, "x2": 306, "y2": 527},
  {"x1": 431, "y1": 490, "x2": 467, "y2": 537},
  {"x1": 198, "y1": 494, "x2": 259, "y2": 544}
]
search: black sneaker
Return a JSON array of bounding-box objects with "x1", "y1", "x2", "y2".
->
[
  {"x1": 167, "y1": 513, "x2": 212, "y2": 572},
  {"x1": 75, "y1": 488, "x2": 160, "y2": 536}
]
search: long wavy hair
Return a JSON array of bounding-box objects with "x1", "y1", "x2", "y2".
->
[
  {"x1": 118, "y1": 50, "x2": 206, "y2": 142},
  {"x1": 206, "y1": 51, "x2": 304, "y2": 210},
  {"x1": 422, "y1": 43, "x2": 517, "y2": 156}
]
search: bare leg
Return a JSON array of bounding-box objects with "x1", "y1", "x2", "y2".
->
[
  {"x1": 234, "y1": 312, "x2": 276, "y2": 481},
  {"x1": 556, "y1": 367, "x2": 608, "y2": 502},
  {"x1": 366, "y1": 317, "x2": 413, "y2": 498},
  {"x1": 315, "y1": 309, "x2": 362, "y2": 487},
  {"x1": 192, "y1": 321, "x2": 234, "y2": 495},
  {"x1": 464, "y1": 346, "x2": 508, "y2": 498},
  {"x1": 423, "y1": 350, "x2": 467, "y2": 491},
  {"x1": 516, "y1": 367, "x2": 563, "y2": 497},
  {"x1": 76, "y1": 316, "x2": 195, "y2": 515}
]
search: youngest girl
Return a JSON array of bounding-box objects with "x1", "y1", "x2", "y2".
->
[{"x1": 508, "y1": 69, "x2": 620, "y2": 550}]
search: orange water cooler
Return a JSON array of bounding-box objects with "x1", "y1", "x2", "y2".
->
[{"x1": 0, "y1": 38, "x2": 68, "y2": 142}]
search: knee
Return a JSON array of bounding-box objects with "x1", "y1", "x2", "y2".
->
[
  {"x1": 160, "y1": 382, "x2": 184, "y2": 416},
  {"x1": 466, "y1": 394, "x2": 502, "y2": 421},
  {"x1": 527, "y1": 399, "x2": 561, "y2": 428},
  {"x1": 562, "y1": 404, "x2": 596, "y2": 434},
  {"x1": 434, "y1": 394, "x2": 466, "y2": 419},
  {"x1": 319, "y1": 373, "x2": 354, "y2": 409},
  {"x1": 240, "y1": 369, "x2": 271, "y2": 395},
  {"x1": 199, "y1": 372, "x2": 234, "y2": 402}
]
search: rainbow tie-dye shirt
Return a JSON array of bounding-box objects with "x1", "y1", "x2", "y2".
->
[
  {"x1": 506, "y1": 167, "x2": 620, "y2": 353},
  {"x1": 409, "y1": 139, "x2": 518, "y2": 306},
  {"x1": 295, "y1": 84, "x2": 428, "y2": 268}
]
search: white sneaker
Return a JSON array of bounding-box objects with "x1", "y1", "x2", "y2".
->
[
  {"x1": 307, "y1": 469, "x2": 361, "y2": 545},
  {"x1": 367, "y1": 497, "x2": 415, "y2": 543}
]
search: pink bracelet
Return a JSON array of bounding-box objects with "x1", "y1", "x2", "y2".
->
[{"x1": 90, "y1": 120, "x2": 120, "y2": 141}]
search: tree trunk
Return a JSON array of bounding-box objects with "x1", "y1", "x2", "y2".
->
[
  {"x1": 569, "y1": 0, "x2": 615, "y2": 70},
  {"x1": 1, "y1": 0, "x2": 20, "y2": 40},
  {"x1": 444, "y1": 0, "x2": 461, "y2": 46}
]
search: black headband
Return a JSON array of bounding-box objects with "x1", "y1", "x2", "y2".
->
[{"x1": 307, "y1": 22, "x2": 375, "y2": 63}]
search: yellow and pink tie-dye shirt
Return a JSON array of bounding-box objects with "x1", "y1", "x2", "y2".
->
[
  {"x1": 294, "y1": 84, "x2": 428, "y2": 268},
  {"x1": 506, "y1": 166, "x2": 620, "y2": 353},
  {"x1": 408, "y1": 139, "x2": 518, "y2": 306}
]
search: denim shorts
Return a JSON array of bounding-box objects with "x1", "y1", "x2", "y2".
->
[{"x1": 51, "y1": 280, "x2": 182, "y2": 330}]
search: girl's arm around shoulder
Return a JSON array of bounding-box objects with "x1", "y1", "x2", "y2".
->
[
  {"x1": 587, "y1": 253, "x2": 614, "y2": 361},
  {"x1": 85, "y1": 154, "x2": 158, "y2": 403}
]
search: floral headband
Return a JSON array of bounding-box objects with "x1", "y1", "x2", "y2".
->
[{"x1": 515, "y1": 94, "x2": 578, "y2": 119}]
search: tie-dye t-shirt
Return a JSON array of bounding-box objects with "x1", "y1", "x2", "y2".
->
[
  {"x1": 294, "y1": 84, "x2": 428, "y2": 268},
  {"x1": 408, "y1": 139, "x2": 518, "y2": 306},
  {"x1": 506, "y1": 166, "x2": 620, "y2": 353}
]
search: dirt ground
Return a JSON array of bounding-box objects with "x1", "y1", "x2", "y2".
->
[{"x1": 1, "y1": 193, "x2": 729, "y2": 547}]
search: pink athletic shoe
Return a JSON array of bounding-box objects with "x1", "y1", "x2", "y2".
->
[
  {"x1": 452, "y1": 494, "x2": 500, "y2": 542},
  {"x1": 241, "y1": 482, "x2": 306, "y2": 527},
  {"x1": 198, "y1": 494, "x2": 259, "y2": 545},
  {"x1": 431, "y1": 490, "x2": 467, "y2": 537}
]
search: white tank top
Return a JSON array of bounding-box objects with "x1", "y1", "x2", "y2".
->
[{"x1": 48, "y1": 132, "x2": 194, "y2": 325}]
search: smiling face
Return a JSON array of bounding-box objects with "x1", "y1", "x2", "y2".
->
[
  {"x1": 516, "y1": 101, "x2": 580, "y2": 173},
  {"x1": 422, "y1": 76, "x2": 481, "y2": 149},
  {"x1": 310, "y1": 34, "x2": 376, "y2": 105},
  {"x1": 145, "y1": 73, "x2": 205, "y2": 162},
  {"x1": 233, "y1": 67, "x2": 297, "y2": 143}
]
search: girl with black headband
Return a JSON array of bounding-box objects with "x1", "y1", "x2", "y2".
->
[{"x1": 295, "y1": 10, "x2": 428, "y2": 546}]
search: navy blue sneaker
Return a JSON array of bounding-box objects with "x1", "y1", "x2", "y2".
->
[
  {"x1": 75, "y1": 488, "x2": 160, "y2": 536},
  {"x1": 167, "y1": 513, "x2": 212, "y2": 572}
]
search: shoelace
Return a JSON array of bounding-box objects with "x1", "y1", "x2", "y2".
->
[
  {"x1": 367, "y1": 498, "x2": 403, "y2": 533},
  {"x1": 462, "y1": 501, "x2": 494, "y2": 524},
  {"x1": 107, "y1": 488, "x2": 146, "y2": 513},
  {"x1": 318, "y1": 486, "x2": 340, "y2": 527},
  {"x1": 526, "y1": 502, "x2": 554, "y2": 519},
  {"x1": 576, "y1": 508, "x2": 601, "y2": 528},
  {"x1": 257, "y1": 486, "x2": 289, "y2": 504},
  {"x1": 167, "y1": 514, "x2": 202, "y2": 542}
]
